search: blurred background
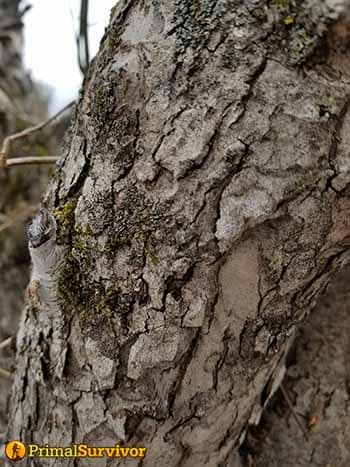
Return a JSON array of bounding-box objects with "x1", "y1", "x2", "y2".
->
[{"x1": 24, "y1": 0, "x2": 116, "y2": 112}]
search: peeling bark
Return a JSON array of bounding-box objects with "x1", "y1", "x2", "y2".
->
[{"x1": 6, "y1": 1, "x2": 350, "y2": 466}]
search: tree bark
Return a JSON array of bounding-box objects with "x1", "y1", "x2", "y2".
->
[
  {"x1": 7, "y1": 1, "x2": 350, "y2": 466},
  {"x1": 243, "y1": 266, "x2": 350, "y2": 467}
]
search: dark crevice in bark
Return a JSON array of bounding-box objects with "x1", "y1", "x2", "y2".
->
[
  {"x1": 167, "y1": 329, "x2": 201, "y2": 417},
  {"x1": 324, "y1": 94, "x2": 350, "y2": 193},
  {"x1": 213, "y1": 327, "x2": 230, "y2": 393},
  {"x1": 291, "y1": 247, "x2": 349, "y2": 314},
  {"x1": 164, "y1": 412, "x2": 199, "y2": 443},
  {"x1": 165, "y1": 262, "x2": 196, "y2": 305},
  {"x1": 231, "y1": 55, "x2": 268, "y2": 127},
  {"x1": 177, "y1": 99, "x2": 240, "y2": 181},
  {"x1": 257, "y1": 252, "x2": 299, "y2": 317},
  {"x1": 218, "y1": 407, "x2": 239, "y2": 451},
  {"x1": 7, "y1": 3, "x2": 350, "y2": 465}
]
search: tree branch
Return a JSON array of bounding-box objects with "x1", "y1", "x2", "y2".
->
[
  {"x1": 0, "y1": 336, "x2": 13, "y2": 352},
  {"x1": 6, "y1": 156, "x2": 59, "y2": 167},
  {"x1": 0, "y1": 100, "x2": 74, "y2": 169},
  {"x1": 77, "y1": 0, "x2": 90, "y2": 73}
]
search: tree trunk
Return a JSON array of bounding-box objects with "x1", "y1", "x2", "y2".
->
[
  {"x1": 7, "y1": 1, "x2": 350, "y2": 466},
  {"x1": 243, "y1": 266, "x2": 350, "y2": 467}
]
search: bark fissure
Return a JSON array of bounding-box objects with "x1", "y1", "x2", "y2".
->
[{"x1": 7, "y1": 2, "x2": 350, "y2": 466}]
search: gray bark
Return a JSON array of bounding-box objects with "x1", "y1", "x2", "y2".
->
[
  {"x1": 243, "y1": 266, "x2": 350, "y2": 467},
  {"x1": 6, "y1": 1, "x2": 350, "y2": 466}
]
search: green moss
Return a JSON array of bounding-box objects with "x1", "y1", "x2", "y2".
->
[
  {"x1": 52, "y1": 199, "x2": 77, "y2": 230},
  {"x1": 53, "y1": 199, "x2": 93, "y2": 313},
  {"x1": 72, "y1": 239, "x2": 94, "y2": 271},
  {"x1": 103, "y1": 235, "x2": 131, "y2": 256},
  {"x1": 94, "y1": 87, "x2": 106, "y2": 117},
  {"x1": 106, "y1": 3, "x2": 128, "y2": 50},
  {"x1": 173, "y1": 0, "x2": 222, "y2": 55},
  {"x1": 289, "y1": 29, "x2": 317, "y2": 64},
  {"x1": 108, "y1": 25, "x2": 123, "y2": 50},
  {"x1": 95, "y1": 288, "x2": 132, "y2": 317},
  {"x1": 54, "y1": 207, "x2": 127, "y2": 318},
  {"x1": 266, "y1": 0, "x2": 329, "y2": 65},
  {"x1": 56, "y1": 257, "x2": 79, "y2": 311},
  {"x1": 89, "y1": 81, "x2": 116, "y2": 140},
  {"x1": 56, "y1": 252, "x2": 132, "y2": 321},
  {"x1": 57, "y1": 255, "x2": 102, "y2": 317},
  {"x1": 193, "y1": 0, "x2": 201, "y2": 16},
  {"x1": 283, "y1": 15, "x2": 294, "y2": 25},
  {"x1": 274, "y1": 0, "x2": 293, "y2": 10},
  {"x1": 145, "y1": 235, "x2": 159, "y2": 266},
  {"x1": 55, "y1": 186, "x2": 169, "y2": 326}
]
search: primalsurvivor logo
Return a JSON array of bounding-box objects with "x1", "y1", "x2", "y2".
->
[{"x1": 5, "y1": 441, "x2": 147, "y2": 461}]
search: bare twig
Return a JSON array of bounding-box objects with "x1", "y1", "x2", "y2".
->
[
  {"x1": 19, "y1": 4, "x2": 32, "y2": 18},
  {"x1": 0, "y1": 336, "x2": 13, "y2": 352},
  {"x1": 280, "y1": 383, "x2": 309, "y2": 441},
  {"x1": 0, "y1": 100, "x2": 74, "y2": 169},
  {"x1": 77, "y1": 0, "x2": 90, "y2": 73},
  {"x1": 6, "y1": 156, "x2": 59, "y2": 167}
]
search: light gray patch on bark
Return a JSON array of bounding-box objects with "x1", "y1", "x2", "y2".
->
[
  {"x1": 84, "y1": 337, "x2": 117, "y2": 390},
  {"x1": 59, "y1": 134, "x2": 86, "y2": 199},
  {"x1": 75, "y1": 392, "x2": 106, "y2": 435},
  {"x1": 127, "y1": 327, "x2": 185, "y2": 380}
]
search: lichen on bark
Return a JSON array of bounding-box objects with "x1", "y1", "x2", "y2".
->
[{"x1": 6, "y1": 1, "x2": 350, "y2": 466}]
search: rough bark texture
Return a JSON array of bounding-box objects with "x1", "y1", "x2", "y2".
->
[
  {"x1": 6, "y1": 1, "x2": 350, "y2": 466},
  {"x1": 243, "y1": 266, "x2": 350, "y2": 467}
]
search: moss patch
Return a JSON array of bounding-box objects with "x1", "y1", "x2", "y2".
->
[
  {"x1": 173, "y1": 0, "x2": 222, "y2": 55},
  {"x1": 108, "y1": 24, "x2": 124, "y2": 50},
  {"x1": 266, "y1": 0, "x2": 333, "y2": 65},
  {"x1": 103, "y1": 235, "x2": 131, "y2": 257},
  {"x1": 54, "y1": 183, "x2": 170, "y2": 340},
  {"x1": 52, "y1": 198, "x2": 78, "y2": 242}
]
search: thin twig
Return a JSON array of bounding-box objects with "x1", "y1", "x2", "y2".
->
[
  {"x1": 78, "y1": 0, "x2": 90, "y2": 73},
  {"x1": 1, "y1": 100, "x2": 74, "y2": 155},
  {"x1": 0, "y1": 337, "x2": 13, "y2": 352},
  {"x1": 7, "y1": 156, "x2": 59, "y2": 167},
  {"x1": 0, "y1": 100, "x2": 74, "y2": 168},
  {"x1": 280, "y1": 382, "x2": 309, "y2": 440},
  {"x1": 19, "y1": 4, "x2": 32, "y2": 18}
]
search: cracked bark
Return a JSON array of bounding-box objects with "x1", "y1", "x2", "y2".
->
[
  {"x1": 244, "y1": 267, "x2": 350, "y2": 467},
  {"x1": 6, "y1": 1, "x2": 350, "y2": 466}
]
